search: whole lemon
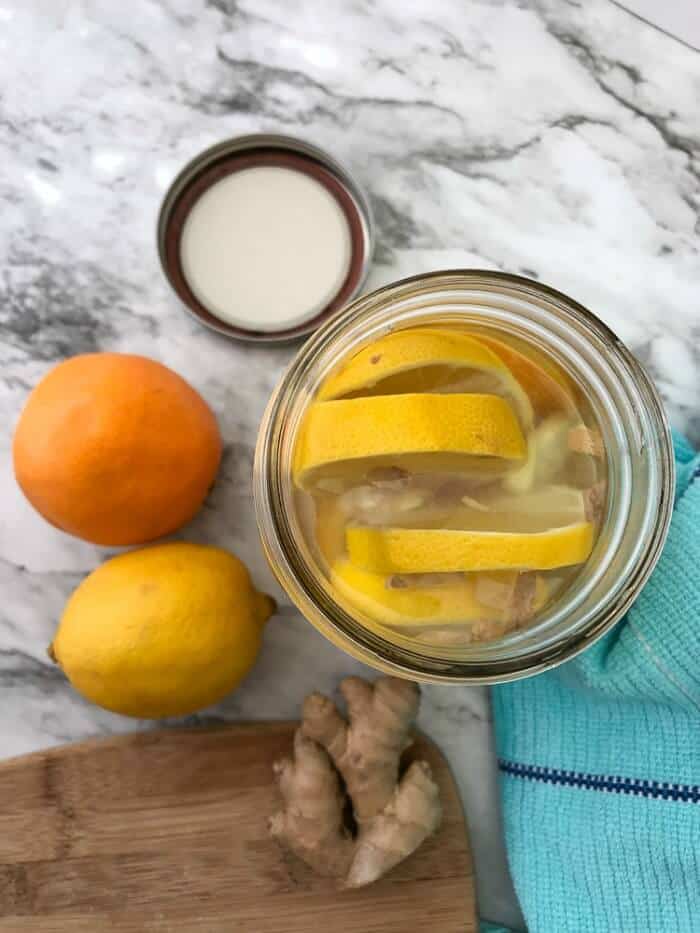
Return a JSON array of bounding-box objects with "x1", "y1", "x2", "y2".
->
[
  {"x1": 13, "y1": 353, "x2": 222, "y2": 546},
  {"x1": 50, "y1": 543, "x2": 275, "y2": 718}
]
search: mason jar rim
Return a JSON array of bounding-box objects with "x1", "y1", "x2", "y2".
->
[{"x1": 254, "y1": 270, "x2": 675, "y2": 683}]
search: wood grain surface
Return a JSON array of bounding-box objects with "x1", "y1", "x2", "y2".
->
[{"x1": 0, "y1": 722, "x2": 475, "y2": 932}]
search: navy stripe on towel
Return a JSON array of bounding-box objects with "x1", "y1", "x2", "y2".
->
[{"x1": 499, "y1": 760, "x2": 700, "y2": 803}]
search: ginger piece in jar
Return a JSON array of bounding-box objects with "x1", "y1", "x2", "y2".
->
[
  {"x1": 338, "y1": 484, "x2": 451, "y2": 529},
  {"x1": 475, "y1": 571, "x2": 520, "y2": 610},
  {"x1": 569, "y1": 424, "x2": 604, "y2": 459},
  {"x1": 476, "y1": 572, "x2": 549, "y2": 625},
  {"x1": 583, "y1": 481, "x2": 608, "y2": 524}
]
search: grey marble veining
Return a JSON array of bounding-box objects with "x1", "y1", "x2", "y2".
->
[{"x1": 1, "y1": 1, "x2": 699, "y2": 928}]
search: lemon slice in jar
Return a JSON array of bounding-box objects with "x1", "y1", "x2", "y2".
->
[
  {"x1": 332, "y1": 562, "x2": 553, "y2": 632},
  {"x1": 331, "y1": 562, "x2": 551, "y2": 628},
  {"x1": 293, "y1": 393, "x2": 527, "y2": 490},
  {"x1": 346, "y1": 522, "x2": 595, "y2": 574},
  {"x1": 317, "y1": 328, "x2": 533, "y2": 428},
  {"x1": 331, "y1": 561, "x2": 501, "y2": 627}
]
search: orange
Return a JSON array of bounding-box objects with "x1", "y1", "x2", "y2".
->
[{"x1": 13, "y1": 353, "x2": 222, "y2": 546}]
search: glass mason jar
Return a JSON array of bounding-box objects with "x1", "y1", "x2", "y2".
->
[{"x1": 254, "y1": 270, "x2": 674, "y2": 683}]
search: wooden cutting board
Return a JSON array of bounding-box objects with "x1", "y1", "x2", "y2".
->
[{"x1": 0, "y1": 723, "x2": 475, "y2": 932}]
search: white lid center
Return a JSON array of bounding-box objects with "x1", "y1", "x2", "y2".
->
[{"x1": 179, "y1": 165, "x2": 352, "y2": 332}]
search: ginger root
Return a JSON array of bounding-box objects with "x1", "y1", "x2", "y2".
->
[{"x1": 269, "y1": 676, "x2": 442, "y2": 888}]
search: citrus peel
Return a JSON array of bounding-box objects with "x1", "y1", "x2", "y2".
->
[
  {"x1": 318, "y1": 328, "x2": 533, "y2": 427},
  {"x1": 346, "y1": 522, "x2": 595, "y2": 574},
  {"x1": 294, "y1": 393, "x2": 526, "y2": 489},
  {"x1": 331, "y1": 560, "x2": 502, "y2": 626}
]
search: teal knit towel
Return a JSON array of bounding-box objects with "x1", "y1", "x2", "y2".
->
[{"x1": 487, "y1": 432, "x2": 700, "y2": 933}]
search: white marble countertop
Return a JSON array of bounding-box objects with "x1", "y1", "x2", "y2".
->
[{"x1": 2, "y1": 1, "x2": 698, "y2": 928}]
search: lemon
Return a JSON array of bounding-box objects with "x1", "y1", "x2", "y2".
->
[
  {"x1": 49, "y1": 543, "x2": 276, "y2": 718},
  {"x1": 318, "y1": 328, "x2": 533, "y2": 427},
  {"x1": 346, "y1": 522, "x2": 594, "y2": 574},
  {"x1": 331, "y1": 560, "x2": 502, "y2": 627},
  {"x1": 294, "y1": 393, "x2": 526, "y2": 489}
]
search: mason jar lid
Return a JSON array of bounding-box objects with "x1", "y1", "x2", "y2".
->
[{"x1": 158, "y1": 134, "x2": 374, "y2": 344}]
